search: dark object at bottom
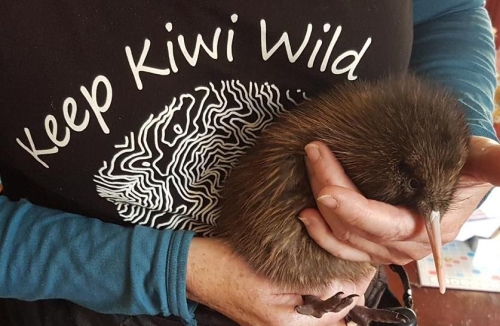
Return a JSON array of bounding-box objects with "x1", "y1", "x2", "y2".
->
[
  {"x1": 369, "y1": 265, "x2": 418, "y2": 326},
  {"x1": 295, "y1": 292, "x2": 409, "y2": 325},
  {"x1": 293, "y1": 264, "x2": 416, "y2": 325},
  {"x1": 371, "y1": 308, "x2": 417, "y2": 326},
  {"x1": 0, "y1": 265, "x2": 417, "y2": 326}
]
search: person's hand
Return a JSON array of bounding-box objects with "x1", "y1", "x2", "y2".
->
[
  {"x1": 299, "y1": 137, "x2": 500, "y2": 265},
  {"x1": 186, "y1": 237, "x2": 375, "y2": 326}
]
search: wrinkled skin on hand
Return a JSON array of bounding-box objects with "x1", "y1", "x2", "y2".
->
[
  {"x1": 300, "y1": 137, "x2": 500, "y2": 265},
  {"x1": 186, "y1": 237, "x2": 375, "y2": 326},
  {"x1": 186, "y1": 136, "x2": 500, "y2": 325}
]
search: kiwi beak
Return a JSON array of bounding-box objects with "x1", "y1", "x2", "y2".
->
[{"x1": 425, "y1": 210, "x2": 446, "y2": 294}]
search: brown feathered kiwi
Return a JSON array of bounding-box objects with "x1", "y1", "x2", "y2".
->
[{"x1": 215, "y1": 74, "x2": 470, "y2": 322}]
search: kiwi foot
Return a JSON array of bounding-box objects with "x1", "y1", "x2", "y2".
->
[
  {"x1": 295, "y1": 292, "x2": 410, "y2": 325},
  {"x1": 345, "y1": 305, "x2": 410, "y2": 326},
  {"x1": 295, "y1": 292, "x2": 358, "y2": 318}
]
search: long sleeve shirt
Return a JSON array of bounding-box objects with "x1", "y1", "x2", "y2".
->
[{"x1": 0, "y1": 1, "x2": 496, "y2": 325}]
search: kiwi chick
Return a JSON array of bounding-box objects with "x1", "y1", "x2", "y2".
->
[{"x1": 215, "y1": 74, "x2": 470, "y2": 325}]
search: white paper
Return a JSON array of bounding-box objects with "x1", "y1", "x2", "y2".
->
[{"x1": 456, "y1": 187, "x2": 500, "y2": 242}]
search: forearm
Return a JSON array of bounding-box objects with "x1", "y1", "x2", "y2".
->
[
  {"x1": 412, "y1": 0, "x2": 497, "y2": 140},
  {"x1": 0, "y1": 196, "x2": 196, "y2": 324}
]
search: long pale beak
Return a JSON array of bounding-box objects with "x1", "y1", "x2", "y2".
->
[{"x1": 425, "y1": 210, "x2": 446, "y2": 294}]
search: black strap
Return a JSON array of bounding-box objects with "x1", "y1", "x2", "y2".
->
[{"x1": 389, "y1": 264, "x2": 414, "y2": 310}]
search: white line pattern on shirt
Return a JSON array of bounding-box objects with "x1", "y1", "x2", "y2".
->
[{"x1": 94, "y1": 80, "x2": 307, "y2": 235}]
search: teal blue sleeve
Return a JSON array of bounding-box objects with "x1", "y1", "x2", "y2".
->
[
  {"x1": 0, "y1": 196, "x2": 197, "y2": 325},
  {"x1": 412, "y1": 0, "x2": 498, "y2": 140}
]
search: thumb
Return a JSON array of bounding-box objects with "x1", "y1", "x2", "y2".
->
[{"x1": 464, "y1": 136, "x2": 500, "y2": 186}]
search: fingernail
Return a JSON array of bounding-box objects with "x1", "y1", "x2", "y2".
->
[
  {"x1": 298, "y1": 217, "x2": 310, "y2": 226},
  {"x1": 304, "y1": 143, "x2": 320, "y2": 161},
  {"x1": 317, "y1": 195, "x2": 339, "y2": 209}
]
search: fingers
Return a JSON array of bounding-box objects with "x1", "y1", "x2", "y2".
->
[
  {"x1": 305, "y1": 142, "x2": 357, "y2": 198},
  {"x1": 299, "y1": 208, "x2": 371, "y2": 262},
  {"x1": 315, "y1": 185, "x2": 421, "y2": 242},
  {"x1": 281, "y1": 300, "x2": 353, "y2": 326},
  {"x1": 314, "y1": 186, "x2": 426, "y2": 264},
  {"x1": 303, "y1": 141, "x2": 424, "y2": 264},
  {"x1": 304, "y1": 141, "x2": 424, "y2": 242},
  {"x1": 464, "y1": 136, "x2": 500, "y2": 185},
  {"x1": 300, "y1": 208, "x2": 416, "y2": 265},
  {"x1": 274, "y1": 273, "x2": 374, "y2": 326},
  {"x1": 302, "y1": 139, "x2": 499, "y2": 267}
]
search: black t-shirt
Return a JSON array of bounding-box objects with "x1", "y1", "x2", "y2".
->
[{"x1": 0, "y1": 0, "x2": 412, "y2": 235}]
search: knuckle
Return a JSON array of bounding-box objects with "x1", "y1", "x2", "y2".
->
[
  {"x1": 407, "y1": 245, "x2": 428, "y2": 261},
  {"x1": 335, "y1": 228, "x2": 352, "y2": 242},
  {"x1": 380, "y1": 217, "x2": 409, "y2": 240},
  {"x1": 391, "y1": 220, "x2": 409, "y2": 239},
  {"x1": 321, "y1": 176, "x2": 335, "y2": 187},
  {"x1": 350, "y1": 201, "x2": 375, "y2": 230}
]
